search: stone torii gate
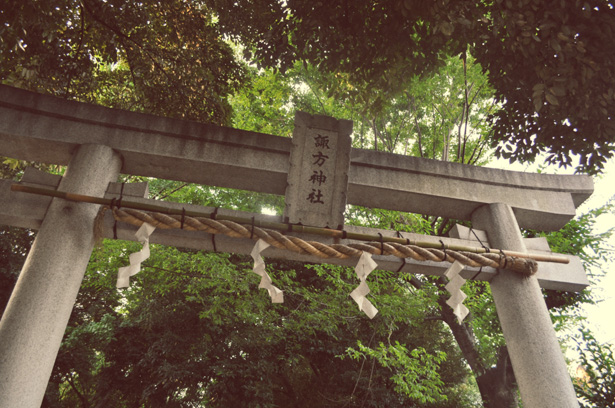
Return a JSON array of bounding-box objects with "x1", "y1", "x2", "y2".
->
[{"x1": 0, "y1": 84, "x2": 593, "y2": 407}]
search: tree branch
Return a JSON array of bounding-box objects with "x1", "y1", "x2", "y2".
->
[
  {"x1": 434, "y1": 276, "x2": 487, "y2": 377},
  {"x1": 65, "y1": 372, "x2": 89, "y2": 408}
]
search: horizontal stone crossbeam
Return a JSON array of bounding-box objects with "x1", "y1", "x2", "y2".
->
[
  {"x1": 0, "y1": 85, "x2": 593, "y2": 231},
  {"x1": 0, "y1": 168, "x2": 589, "y2": 292}
]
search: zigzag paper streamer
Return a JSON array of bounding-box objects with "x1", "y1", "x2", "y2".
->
[
  {"x1": 444, "y1": 260, "x2": 469, "y2": 323},
  {"x1": 350, "y1": 252, "x2": 378, "y2": 319},
  {"x1": 250, "y1": 239, "x2": 284, "y2": 303},
  {"x1": 117, "y1": 223, "x2": 156, "y2": 288}
]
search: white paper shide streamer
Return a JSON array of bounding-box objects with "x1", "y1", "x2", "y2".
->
[
  {"x1": 250, "y1": 239, "x2": 284, "y2": 303},
  {"x1": 444, "y1": 260, "x2": 469, "y2": 323},
  {"x1": 117, "y1": 223, "x2": 156, "y2": 288},
  {"x1": 350, "y1": 252, "x2": 378, "y2": 319}
]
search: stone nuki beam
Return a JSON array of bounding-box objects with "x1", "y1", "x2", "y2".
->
[
  {"x1": 0, "y1": 85, "x2": 593, "y2": 231},
  {"x1": 0, "y1": 168, "x2": 589, "y2": 292}
]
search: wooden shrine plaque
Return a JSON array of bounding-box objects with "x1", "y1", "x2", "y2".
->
[{"x1": 284, "y1": 111, "x2": 353, "y2": 228}]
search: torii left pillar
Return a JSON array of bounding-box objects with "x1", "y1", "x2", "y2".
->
[{"x1": 0, "y1": 144, "x2": 121, "y2": 407}]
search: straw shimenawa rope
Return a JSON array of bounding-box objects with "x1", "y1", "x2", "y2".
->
[{"x1": 111, "y1": 207, "x2": 538, "y2": 277}]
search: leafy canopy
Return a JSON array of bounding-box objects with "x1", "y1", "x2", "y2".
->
[
  {"x1": 212, "y1": 0, "x2": 615, "y2": 174},
  {"x1": 1, "y1": 0, "x2": 246, "y2": 124}
]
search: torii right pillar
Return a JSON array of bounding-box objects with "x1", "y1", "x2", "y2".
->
[{"x1": 472, "y1": 203, "x2": 579, "y2": 407}]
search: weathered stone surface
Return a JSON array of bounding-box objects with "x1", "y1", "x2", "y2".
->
[
  {"x1": 472, "y1": 204, "x2": 580, "y2": 408},
  {"x1": 0, "y1": 85, "x2": 593, "y2": 231},
  {"x1": 0, "y1": 145, "x2": 121, "y2": 408},
  {"x1": 285, "y1": 111, "x2": 352, "y2": 228}
]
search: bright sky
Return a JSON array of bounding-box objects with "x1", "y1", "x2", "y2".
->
[{"x1": 578, "y1": 158, "x2": 615, "y2": 346}]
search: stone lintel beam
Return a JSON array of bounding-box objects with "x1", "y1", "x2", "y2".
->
[
  {"x1": 0, "y1": 169, "x2": 589, "y2": 292},
  {"x1": 348, "y1": 150, "x2": 592, "y2": 231},
  {"x1": 0, "y1": 85, "x2": 593, "y2": 231}
]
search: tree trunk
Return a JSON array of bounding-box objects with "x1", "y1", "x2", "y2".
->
[{"x1": 476, "y1": 347, "x2": 519, "y2": 408}]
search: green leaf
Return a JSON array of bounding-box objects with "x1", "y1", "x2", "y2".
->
[{"x1": 545, "y1": 93, "x2": 559, "y2": 106}]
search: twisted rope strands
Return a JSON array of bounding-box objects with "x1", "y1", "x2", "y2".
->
[{"x1": 112, "y1": 207, "x2": 538, "y2": 277}]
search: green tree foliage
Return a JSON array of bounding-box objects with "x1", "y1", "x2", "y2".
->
[
  {"x1": 230, "y1": 66, "x2": 296, "y2": 138},
  {"x1": 36, "y1": 183, "x2": 473, "y2": 406},
  {"x1": 0, "y1": 227, "x2": 33, "y2": 314},
  {"x1": 225, "y1": 43, "x2": 615, "y2": 408},
  {"x1": 233, "y1": 53, "x2": 497, "y2": 165},
  {"x1": 342, "y1": 341, "x2": 448, "y2": 404},
  {"x1": 8, "y1": 0, "x2": 612, "y2": 171},
  {"x1": 211, "y1": 0, "x2": 615, "y2": 173},
  {"x1": 1, "y1": 0, "x2": 245, "y2": 124},
  {"x1": 574, "y1": 328, "x2": 615, "y2": 408},
  {"x1": 211, "y1": 0, "x2": 475, "y2": 93},
  {"x1": 477, "y1": 0, "x2": 615, "y2": 174},
  {"x1": 531, "y1": 199, "x2": 615, "y2": 314},
  {"x1": 347, "y1": 53, "x2": 496, "y2": 163}
]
